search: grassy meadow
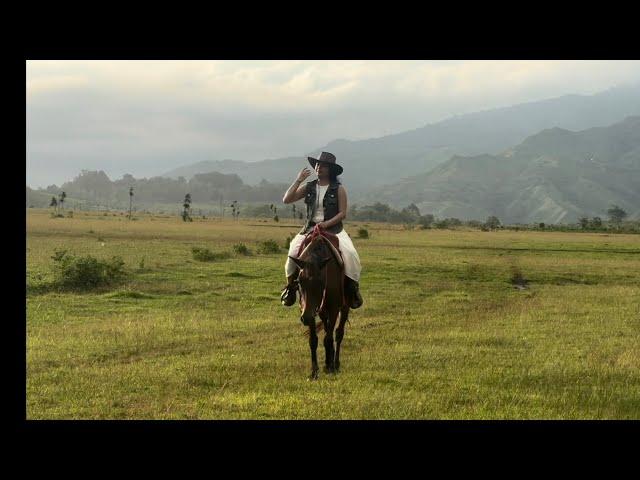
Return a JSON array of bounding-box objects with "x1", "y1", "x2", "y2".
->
[{"x1": 26, "y1": 209, "x2": 640, "y2": 419}]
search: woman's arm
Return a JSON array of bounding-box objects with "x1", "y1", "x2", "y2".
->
[
  {"x1": 283, "y1": 168, "x2": 311, "y2": 204},
  {"x1": 318, "y1": 185, "x2": 347, "y2": 229}
]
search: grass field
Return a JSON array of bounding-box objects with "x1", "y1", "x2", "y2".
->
[{"x1": 26, "y1": 209, "x2": 640, "y2": 419}]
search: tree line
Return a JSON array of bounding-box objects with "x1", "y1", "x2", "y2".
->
[{"x1": 39, "y1": 170, "x2": 290, "y2": 209}]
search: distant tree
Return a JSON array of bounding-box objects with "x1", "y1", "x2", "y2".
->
[
  {"x1": 269, "y1": 203, "x2": 278, "y2": 222},
  {"x1": 434, "y1": 219, "x2": 449, "y2": 229},
  {"x1": 579, "y1": 217, "x2": 589, "y2": 230},
  {"x1": 590, "y1": 216, "x2": 603, "y2": 229},
  {"x1": 404, "y1": 203, "x2": 421, "y2": 217},
  {"x1": 298, "y1": 212, "x2": 303, "y2": 220},
  {"x1": 539, "y1": 222, "x2": 545, "y2": 229},
  {"x1": 484, "y1": 215, "x2": 501, "y2": 231},
  {"x1": 292, "y1": 203, "x2": 297, "y2": 219},
  {"x1": 466, "y1": 219, "x2": 483, "y2": 229},
  {"x1": 607, "y1": 204, "x2": 628, "y2": 225},
  {"x1": 418, "y1": 214, "x2": 435, "y2": 228},
  {"x1": 230, "y1": 200, "x2": 240, "y2": 220},
  {"x1": 50, "y1": 196, "x2": 58, "y2": 213},
  {"x1": 182, "y1": 193, "x2": 192, "y2": 222},
  {"x1": 128, "y1": 187, "x2": 134, "y2": 219},
  {"x1": 59, "y1": 191, "x2": 67, "y2": 211}
]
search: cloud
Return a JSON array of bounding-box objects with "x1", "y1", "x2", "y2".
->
[{"x1": 26, "y1": 60, "x2": 640, "y2": 188}]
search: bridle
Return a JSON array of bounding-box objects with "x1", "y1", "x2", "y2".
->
[{"x1": 298, "y1": 259, "x2": 328, "y2": 315}]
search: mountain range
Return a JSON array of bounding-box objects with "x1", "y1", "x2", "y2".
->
[
  {"x1": 33, "y1": 85, "x2": 640, "y2": 224},
  {"x1": 364, "y1": 116, "x2": 640, "y2": 223},
  {"x1": 161, "y1": 84, "x2": 640, "y2": 200}
]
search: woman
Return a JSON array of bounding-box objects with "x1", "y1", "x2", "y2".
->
[{"x1": 281, "y1": 151, "x2": 363, "y2": 309}]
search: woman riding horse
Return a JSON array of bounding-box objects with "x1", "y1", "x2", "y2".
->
[{"x1": 281, "y1": 151, "x2": 363, "y2": 309}]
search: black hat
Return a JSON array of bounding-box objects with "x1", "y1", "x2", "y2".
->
[{"x1": 307, "y1": 151, "x2": 343, "y2": 176}]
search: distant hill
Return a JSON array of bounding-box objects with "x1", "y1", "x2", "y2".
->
[
  {"x1": 161, "y1": 157, "x2": 305, "y2": 186},
  {"x1": 26, "y1": 187, "x2": 54, "y2": 208},
  {"x1": 161, "y1": 84, "x2": 640, "y2": 199},
  {"x1": 362, "y1": 116, "x2": 640, "y2": 224}
]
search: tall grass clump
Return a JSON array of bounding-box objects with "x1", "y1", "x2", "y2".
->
[
  {"x1": 257, "y1": 239, "x2": 281, "y2": 254},
  {"x1": 51, "y1": 249, "x2": 127, "y2": 290},
  {"x1": 191, "y1": 247, "x2": 231, "y2": 262},
  {"x1": 510, "y1": 266, "x2": 528, "y2": 289},
  {"x1": 232, "y1": 243, "x2": 252, "y2": 256},
  {"x1": 357, "y1": 228, "x2": 369, "y2": 239}
]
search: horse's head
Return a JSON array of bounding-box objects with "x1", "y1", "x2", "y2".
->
[{"x1": 289, "y1": 237, "x2": 332, "y2": 325}]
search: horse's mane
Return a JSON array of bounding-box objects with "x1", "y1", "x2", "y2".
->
[{"x1": 299, "y1": 235, "x2": 343, "y2": 269}]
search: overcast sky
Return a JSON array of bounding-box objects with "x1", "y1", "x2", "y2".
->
[{"x1": 26, "y1": 60, "x2": 640, "y2": 188}]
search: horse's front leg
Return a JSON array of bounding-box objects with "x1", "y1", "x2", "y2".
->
[
  {"x1": 323, "y1": 308, "x2": 338, "y2": 373},
  {"x1": 334, "y1": 306, "x2": 349, "y2": 372},
  {"x1": 308, "y1": 321, "x2": 319, "y2": 380}
]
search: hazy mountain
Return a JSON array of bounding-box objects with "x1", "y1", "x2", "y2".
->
[
  {"x1": 161, "y1": 157, "x2": 305, "y2": 186},
  {"x1": 362, "y1": 116, "x2": 640, "y2": 224},
  {"x1": 161, "y1": 84, "x2": 640, "y2": 198},
  {"x1": 26, "y1": 186, "x2": 54, "y2": 208}
]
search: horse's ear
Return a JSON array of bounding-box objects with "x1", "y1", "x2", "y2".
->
[
  {"x1": 289, "y1": 256, "x2": 307, "y2": 270},
  {"x1": 318, "y1": 256, "x2": 332, "y2": 270}
]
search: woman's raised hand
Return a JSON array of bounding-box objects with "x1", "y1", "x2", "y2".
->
[{"x1": 296, "y1": 167, "x2": 312, "y2": 183}]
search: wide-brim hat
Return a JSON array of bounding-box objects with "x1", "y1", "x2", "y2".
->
[{"x1": 307, "y1": 151, "x2": 343, "y2": 176}]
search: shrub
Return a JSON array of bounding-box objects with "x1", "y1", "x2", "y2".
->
[
  {"x1": 51, "y1": 249, "x2": 127, "y2": 289},
  {"x1": 357, "y1": 228, "x2": 369, "y2": 239},
  {"x1": 233, "y1": 243, "x2": 251, "y2": 255},
  {"x1": 257, "y1": 239, "x2": 281, "y2": 254},
  {"x1": 66, "y1": 211, "x2": 74, "y2": 218},
  {"x1": 284, "y1": 233, "x2": 297, "y2": 249},
  {"x1": 510, "y1": 266, "x2": 528, "y2": 288},
  {"x1": 434, "y1": 220, "x2": 449, "y2": 229},
  {"x1": 191, "y1": 247, "x2": 231, "y2": 262}
]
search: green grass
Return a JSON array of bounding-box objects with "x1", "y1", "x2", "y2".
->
[{"x1": 26, "y1": 209, "x2": 640, "y2": 419}]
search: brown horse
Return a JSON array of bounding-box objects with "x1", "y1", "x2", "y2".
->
[{"x1": 289, "y1": 233, "x2": 351, "y2": 380}]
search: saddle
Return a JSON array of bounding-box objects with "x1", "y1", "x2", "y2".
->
[{"x1": 296, "y1": 225, "x2": 344, "y2": 268}]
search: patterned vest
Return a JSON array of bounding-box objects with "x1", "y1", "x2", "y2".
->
[{"x1": 301, "y1": 180, "x2": 343, "y2": 235}]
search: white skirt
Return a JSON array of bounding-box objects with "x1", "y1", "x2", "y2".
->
[{"x1": 285, "y1": 229, "x2": 361, "y2": 282}]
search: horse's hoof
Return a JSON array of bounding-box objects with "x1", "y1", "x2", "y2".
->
[{"x1": 323, "y1": 366, "x2": 335, "y2": 374}]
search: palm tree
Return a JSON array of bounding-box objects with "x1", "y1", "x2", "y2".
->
[
  {"x1": 59, "y1": 191, "x2": 67, "y2": 211},
  {"x1": 182, "y1": 193, "x2": 192, "y2": 222},
  {"x1": 50, "y1": 196, "x2": 58, "y2": 213},
  {"x1": 129, "y1": 187, "x2": 134, "y2": 219}
]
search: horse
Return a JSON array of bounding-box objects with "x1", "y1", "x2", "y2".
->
[{"x1": 288, "y1": 228, "x2": 351, "y2": 380}]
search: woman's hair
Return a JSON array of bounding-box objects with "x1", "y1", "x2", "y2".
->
[{"x1": 330, "y1": 171, "x2": 342, "y2": 184}]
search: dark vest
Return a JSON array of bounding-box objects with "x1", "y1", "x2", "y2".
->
[{"x1": 301, "y1": 180, "x2": 343, "y2": 235}]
